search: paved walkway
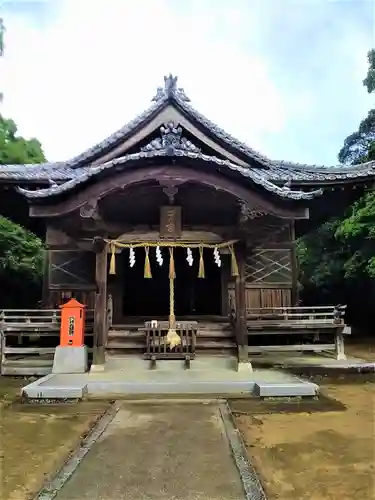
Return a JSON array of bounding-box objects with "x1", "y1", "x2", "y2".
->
[{"x1": 54, "y1": 402, "x2": 246, "y2": 500}]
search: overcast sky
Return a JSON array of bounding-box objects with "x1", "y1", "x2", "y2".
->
[{"x1": 1, "y1": 0, "x2": 374, "y2": 165}]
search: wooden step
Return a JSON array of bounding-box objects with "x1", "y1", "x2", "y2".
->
[
  {"x1": 106, "y1": 339, "x2": 235, "y2": 349},
  {"x1": 196, "y1": 330, "x2": 233, "y2": 338},
  {"x1": 110, "y1": 324, "x2": 142, "y2": 330},
  {"x1": 108, "y1": 330, "x2": 143, "y2": 339},
  {"x1": 107, "y1": 340, "x2": 145, "y2": 349},
  {"x1": 195, "y1": 340, "x2": 236, "y2": 349}
]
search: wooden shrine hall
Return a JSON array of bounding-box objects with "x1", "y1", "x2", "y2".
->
[{"x1": 2, "y1": 74, "x2": 375, "y2": 372}]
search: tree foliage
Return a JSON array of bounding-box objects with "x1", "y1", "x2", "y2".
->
[
  {"x1": 338, "y1": 109, "x2": 375, "y2": 165},
  {"x1": 0, "y1": 215, "x2": 44, "y2": 278},
  {"x1": 363, "y1": 49, "x2": 375, "y2": 94},
  {"x1": 0, "y1": 115, "x2": 46, "y2": 165},
  {"x1": 0, "y1": 115, "x2": 46, "y2": 306},
  {"x1": 298, "y1": 49, "x2": 375, "y2": 325}
]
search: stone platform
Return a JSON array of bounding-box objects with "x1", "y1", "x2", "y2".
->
[
  {"x1": 21, "y1": 356, "x2": 319, "y2": 400},
  {"x1": 251, "y1": 353, "x2": 375, "y2": 372}
]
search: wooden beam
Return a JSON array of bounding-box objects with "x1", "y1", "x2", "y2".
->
[
  {"x1": 93, "y1": 244, "x2": 108, "y2": 366},
  {"x1": 42, "y1": 250, "x2": 51, "y2": 307},
  {"x1": 29, "y1": 165, "x2": 309, "y2": 220},
  {"x1": 221, "y1": 257, "x2": 230, "y2": 317},
  {"x1": 235, "y1": 242, "x2": 247, "y2": 362},
  {"x1": 290, "y1": 220, "x2": 299, "y2": 305}
]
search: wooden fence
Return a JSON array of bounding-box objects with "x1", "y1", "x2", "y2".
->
[
  {"x1": 245, "y1": 305, "x2": 349, "y2": 359},
  {"x1": 140, "y1": 321, "x2": 197, "y2": 368},
  {"x1": 0, "y1": 309, "x2": 94, "y2": 376}
]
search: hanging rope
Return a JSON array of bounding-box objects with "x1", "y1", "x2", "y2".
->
[
  {"x1": 168, "y1": 246, "x2": 176, "y2": 279},
  {"x1": 198, "y1": 246, "x2": 205, "y2": 278},
  {"x1": 144, "y1": 246, "x2": 152, "y2": 278},
  {"x1": 166, "y1": 247, "x2": 181, "y2": 348},
  {"x1": 105, "y1": 238, "x2": 240, "y2": 278},
  {"x1": 109, "y1": 243, "x2": 116, "y2": 275},
  {"x1": 229, "y1": 244, "x2": 239, "y2": 277}
]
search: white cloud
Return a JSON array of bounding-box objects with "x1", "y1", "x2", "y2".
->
[
  {"x1": 1, "y1": 0, "x2": 287, "y2": 161},
  {"x1": 1, "y1": 0, "x2": 373, "y2": 165}
]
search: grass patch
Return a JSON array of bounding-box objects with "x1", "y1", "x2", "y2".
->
[
  {"x1": 0, "y1": 376, "x2": 111, "y2": 500},
  {"x1": 234, "y1": 375, "x2": 375, "y2": 500}
]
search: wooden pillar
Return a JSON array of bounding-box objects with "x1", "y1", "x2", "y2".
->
[
  {"x1": 220, "y1": 256, "x2": 230, "y2": 317},
  {"x1": 290, "y1": 221, "x2": 299, "y2": 305},
  {"x1": 42, "y1": 249, "x2": 51, "y2": 307},
  {"x1": 93, "y1": 238, "x2": 108, "y2": 366},
  {"x1": 235, "y1": 242, "x2": 248, "y2": 363}
]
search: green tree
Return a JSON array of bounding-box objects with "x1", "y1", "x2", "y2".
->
[
  {"x1": 298, "y1": 48, "x2": 375, "y2": 321},
  {"x1": 0, "y1": 21, "x2": 46, "y2": 307},
  {"x1": 338, "y1": 109, "x2": 375, "y2": 165},
  {"x1": 363, "y1": 49, "x2": 375, "y2": 94},
  {"x1": 0, "y1": 215, "x2": 44, "y2": 278},
  {"x1": 0, "y1": 17, "x2": 4, "y2": 103},
  {"x1": 0, "y1": 216, "x2": 45, "y2": 308},
  {"x1": 0, "y1": 115, "x2": 46, "y2": 164}
]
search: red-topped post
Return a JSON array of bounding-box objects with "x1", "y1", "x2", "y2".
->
[
  {"x1": 59, "y1": 298, "x2": 85, "y2": 347},
  {"x1": 52, "y1": 298, "x2": 88, "y2": 374}
]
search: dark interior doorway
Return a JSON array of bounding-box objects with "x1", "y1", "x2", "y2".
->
[{"x1": 122, "y1": 247, "x2": 222, "y2": 317}]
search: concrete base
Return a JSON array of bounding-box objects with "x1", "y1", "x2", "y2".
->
[
  {"x1": 52, "y1": 345, "x2": 88, "y2": 374},
  {"x1": 254, "y1": 381, "x2": 319, "y2": 397},
  {"x1": 90, "y1": 364, "x2": 106, "y2": 372},
  {"x1": 22, "y1": 374, "x2": 87, "y2": 399},
  {"x1": 22, "y1": 355, "x2": 320, "y2": 400},
  {"x1": 336, "y1": 353, "x2": 347, "y2": 361},
  {"x1": 236, "y1": 361, "x2": 253, "y2": 373}
]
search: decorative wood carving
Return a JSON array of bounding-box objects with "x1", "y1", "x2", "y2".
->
[
  {"x1": 46, "y1": 226, "x2": 73, "y2": 246},
  {"x1": 142, "y1": 122, "x2": 201, "y2": 154},
  {"x1": 238, "y1": 201, "x2": 266, "y2": 224},
  {"x1": 160, "y1": 206, "x2": 182, "y2": 239},
  {"x1": 80, "y1": 199, "x2": 100, "y2": 219},
  {"x1": 162, "y1": 185, "x2": 179, "y2": 204}
]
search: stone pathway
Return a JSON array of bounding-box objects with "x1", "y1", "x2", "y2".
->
[{"x1": 53, "y1": 402, "x2": 246, "y2": 500}]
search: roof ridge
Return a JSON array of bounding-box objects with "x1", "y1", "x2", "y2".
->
[
  {"x1": 57, "y1": 74, "x2": 275, "y2": 170},
  {"x1": 173, "y1": 95, "x2": 273, "y2": 167}
]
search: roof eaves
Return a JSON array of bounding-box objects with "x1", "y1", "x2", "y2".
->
[
  {"x1": 18, "y1": 149, "x2": 323, "y2": 202},
  {"x1": 0, "y1": 163, "x2": 80, "y2": 181},
  {"x1": 270, "y1": 159, "x2": 375, "y2": 182}
]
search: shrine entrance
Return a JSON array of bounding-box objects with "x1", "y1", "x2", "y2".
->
[{"x1": 121, "y1": 247, "x2": 222, "y2": 318}]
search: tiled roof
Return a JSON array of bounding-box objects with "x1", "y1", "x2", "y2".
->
[
  {"x1": 2, "y1": 158, "x2": 375, "y2": 184},
  {"x1": 61, "y1": 74, "x2": 275, "y2": 170},
  {"x1": 268, "y1": 159, "x2": 375, "y2": 182},
  {"x1": 18, "y1": 149, "x2": 323, "y2": 201},
  {"x1": 0, "y1": 163, "x2": 81, "y2": 181},
  {"x1": 1, "y1": 75, "x2": 375, "y2": 187}
]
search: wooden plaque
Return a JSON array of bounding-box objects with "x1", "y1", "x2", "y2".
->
[{"x1": 159, "y1": 206, "x2": 182, "y2": 239}]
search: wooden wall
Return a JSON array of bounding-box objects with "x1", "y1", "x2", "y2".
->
[
  {"x1": 43, "y1": 226, "x2": 97, "y2": 308},
  {"x1": 228, "y1": 220, "x2": 297, "y2": 312}
]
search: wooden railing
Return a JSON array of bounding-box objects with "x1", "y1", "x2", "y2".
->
[
  {"x1": 246, "y1": 305, "x2": 346, "y2": 327},
  {"x1": 0, "y1": 309, "x2": 94, "y2": 376},
  {"x1": 245, "y1": 305, "x2": 348, "y2": 360},
  {"x1": 140, "y1": 320, "x2": 197, "y2": 368}
]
